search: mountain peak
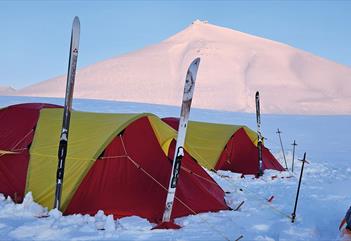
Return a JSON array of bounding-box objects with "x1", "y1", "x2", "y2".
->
[
  {"x1": 166, "y1": 20, "x2": 286, "y2": 51},
  {"x1": 192, "y1": 19, "x2": 208, "y2": 25},
  {"x1": 13, "y1": 21, "x2": 351, "y2": 114}
]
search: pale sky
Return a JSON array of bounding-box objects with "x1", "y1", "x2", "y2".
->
[{"x1": 1, "y1": 0, "x2": 350, "y2": 89}]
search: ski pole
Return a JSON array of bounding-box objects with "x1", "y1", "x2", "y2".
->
[
  {"x1": 276, "y1": 128, "x2": 288, "y2": 170},
  {"x1": 291, "y1": 140, "x2": 298, "y2": 172},
  {"x1": 291, "y1": 152, "x2": 308, "y2": 223}
]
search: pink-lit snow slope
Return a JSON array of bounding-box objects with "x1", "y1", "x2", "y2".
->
[{"x1": 13, "y1": 20, "x2": 351, "y2": 114}]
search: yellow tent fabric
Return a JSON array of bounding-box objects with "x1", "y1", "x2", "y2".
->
[
  {"x1": 148, "y1": 115, "x2": 177, "y2": 154},
  {"x1": 26, "y1": 109, "x2": 149, "y2": 211},
  {"x1": 243, "y1": 126, "x2": 260, "y2": 146}
]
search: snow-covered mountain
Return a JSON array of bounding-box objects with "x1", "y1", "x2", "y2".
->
[{"x1": 12, "y1": 20, "x2": 351, "y2": 114}]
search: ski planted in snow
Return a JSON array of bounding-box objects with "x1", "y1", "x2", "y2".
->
[
  {"x1": 255, "y1": 91, "x2": 264, "y2": 176},
  {"x1": 162, "y1": 58, "x2": 201, "y2": 223},
  {"x1": 53, "y1": 16, "x2": 80, "y2": 210}
]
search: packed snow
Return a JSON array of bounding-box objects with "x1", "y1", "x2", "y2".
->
[{"x1": 0, "y1": 96, "x2": 350, "y2": 241}]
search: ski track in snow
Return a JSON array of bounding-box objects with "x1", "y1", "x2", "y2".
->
[{"x1": 0, "y1": 96, "x2": 350, "y2": 241}]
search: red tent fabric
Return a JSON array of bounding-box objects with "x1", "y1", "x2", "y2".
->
[
  {"x1": 65, "y1": 116, "x2": 228, "y2": 222},
  {"x1": 0, "y1": 103, "x2": 60, "y2": 202},
  {"x1": 162, "y1": 117, "x2": 284, "y2": 175},
  {"x1": 215, "y1": 128, "x2": 285, "y2": 174}
]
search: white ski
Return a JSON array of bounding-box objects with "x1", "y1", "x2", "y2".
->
[
  {"x1": 162, "y1": 58, "x2": 201, "y2": 222},
  {"x1": 54, "y1": 16, "x2": 80, "y2": 210}
]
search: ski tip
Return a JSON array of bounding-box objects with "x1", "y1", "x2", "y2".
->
[
  {"x1": 73, "y1": 16, "x2": 80, "y2": 23},
  {"x1": 186, "y1": 57, "x2": 201, "y2": 85},
  {"x1": 73, "y1": 16, "x2": 80, "y2": 28},
  {"x1": 191, "y1": 57, "x2": 201, "y2": 67},
  {"x1": 71, "y1": 16, "x2": 80, "y2": 48},
  {"x1": 255, "y1": 91, "x2": 259, "y2": 97}
]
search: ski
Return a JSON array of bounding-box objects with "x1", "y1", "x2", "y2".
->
[
  {"x1": 255, "y1": 91, "x2": 264, "y2": 176},
  {"x1": 53, "y1": 16, "x2": 80, "y2": 210},
  {"x1": 162, "y1": 58, "x2": 201, "y2": 223}
]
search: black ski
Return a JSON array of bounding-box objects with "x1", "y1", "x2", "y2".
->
[
  {"x1": 53, "y1": 16, "x2": 80, "y2": 210},
  {"x1": 255, "y1": 91, "x2": 264, "y2": 176}
]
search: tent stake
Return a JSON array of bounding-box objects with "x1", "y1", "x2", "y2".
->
[
  {"x1": 276, "y1": 128, "x2": 288, "y2": 171},
  {"x1": 291, "y1": 152, "x2": 308, "y2": 223},
  {"x1": 291, "y1": 140, "x2": 298, "y2": 173}
]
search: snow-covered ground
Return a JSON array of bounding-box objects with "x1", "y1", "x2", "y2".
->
[{"x1": 0, "y1": 96, "x2": 350, "y2": 241}]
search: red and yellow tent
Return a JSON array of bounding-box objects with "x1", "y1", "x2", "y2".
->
[
  {"x1": 0, "y1": 103, "x2": 228, "y2": 222},
  {"x1": 162, "y1": 117, "x2": 284, "y2": 175}
]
